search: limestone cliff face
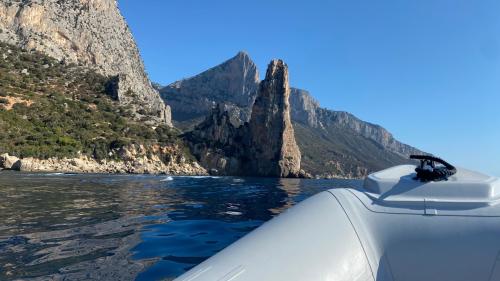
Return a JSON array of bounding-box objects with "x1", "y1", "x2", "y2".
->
[
  {"x1": 289, "y1": 88, "x2": 320, "y2": 128},
  {"x1": 0, "y1": 0, "x2": 171, "y2": 125},
  {"x1": 161, "y1": 51, "x2": 259, "y2": 127},
  {"x1": 247, "y1": 60, "x2": 301, "y2": 177},
  {"x1": 322, "y1": 111, "x2": 421, "y2": 157},
  {"x1": 184, "y1": 60, "x2": 302, "y2": 178}
]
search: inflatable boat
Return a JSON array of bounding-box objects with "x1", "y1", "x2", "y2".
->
[{"x1": 176, "y1": 155, "x2": 500, "y2": 281}]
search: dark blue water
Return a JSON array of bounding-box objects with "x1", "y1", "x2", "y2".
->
[{"x1": 0, "y1": 172, "x2": 361, "y2": 280}]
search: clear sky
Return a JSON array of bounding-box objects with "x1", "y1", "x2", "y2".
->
[{"x1": 118, "y1": 0, "x2": 500, "y2": 176}]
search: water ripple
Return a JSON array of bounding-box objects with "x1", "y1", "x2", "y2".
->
[{"x1": 0, "y1": 171, "x2": 361, "y2": 280}]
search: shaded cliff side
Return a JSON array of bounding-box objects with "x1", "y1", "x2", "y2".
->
[
  {"x1": 0, "y1": 0, "x2": 171, "y2": 125},
  {"x1": 184, "y1": 60, "x2": 303, "y2": 178}
]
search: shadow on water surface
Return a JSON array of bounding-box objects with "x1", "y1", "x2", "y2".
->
[{"x1": 0, "y1": 171, "x2": 361, "y2": 280}]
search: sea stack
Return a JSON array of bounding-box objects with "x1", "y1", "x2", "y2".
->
[
  {"x1": 247, "y1": 60, "x2": 301, "y2": 177},
  {"x1": 184, "y1": 59, "x2": 302, "y2": 178}
]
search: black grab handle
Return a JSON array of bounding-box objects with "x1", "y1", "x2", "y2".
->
[{"x1": 410, "y1": 155, "x2": 457, "y2": 182}]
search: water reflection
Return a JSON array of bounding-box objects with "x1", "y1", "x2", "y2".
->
[{"x1": 0, "y1": 171, "x2": 361, "y2": 280}]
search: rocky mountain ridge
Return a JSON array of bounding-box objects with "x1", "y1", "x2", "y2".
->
[
  {"x1": 162, "y1": 52, "x2": 424, "y2": 178},
  {"x1": 161, "y1": 51, "x2": 258, "y2": 129},
  {"x1": 0, "y1": 0, "x2": 171, "y2": 125},
  {"x1": 289, "y1": 88, "x2": 422, "y2": 158}
]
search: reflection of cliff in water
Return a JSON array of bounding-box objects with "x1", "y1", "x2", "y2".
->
[{"x1": 270, "y1": 178, "x2": 302, "y2": 214}]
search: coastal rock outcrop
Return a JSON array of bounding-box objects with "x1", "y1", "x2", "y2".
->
[
  {"x1": 185, "y1": 105, "x2": 244, "y2": 175},
  {"x1": 0, "y1": 153, "x2": 20, "y2": 170},
  {"x1": 0, "y1": 0, "x2": 171, "y2": 125},
  {"x1": 185, "y1": 60, "x2": 302, "y2": 178},
  {"x1": 0, "y1": 146, "x2": 207, "y2": 175}
]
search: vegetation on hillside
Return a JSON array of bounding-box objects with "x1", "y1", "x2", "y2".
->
[{"x1": 0, "y1": 41, "x2": 189, "y2": 161}]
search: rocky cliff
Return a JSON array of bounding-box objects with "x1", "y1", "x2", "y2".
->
[
  {"x1": 184, "y1": 60, "x2": 303, "y2": 178},
  {"x1": 0, "y1": 42, "x2": 199, "y2": 175},
  {"x1": 160, "y1": 51, "x2": 258, "y2": 128},
  {"x1": 164, "y1": 52, "x2": 424, "y2": 178},
  {"x1": 183, "y1": 104, "x2": 244, "y2": 175},
  {"x1": 247, "y1": 60, "x2": 301, "y2": 177},
  {"x1": 287, "y1": 90, "x2": 423, "y2": 177},
  {"x1": 289, "y1": 88, "x2": 320, "y2": 128},
  {"x1": 0, "y1": 0, "x2": 171, "y2": 125}
]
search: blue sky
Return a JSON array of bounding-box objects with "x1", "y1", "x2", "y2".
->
[{"x1": 119, "y1": 0, "x2": 500, "y2": 176}]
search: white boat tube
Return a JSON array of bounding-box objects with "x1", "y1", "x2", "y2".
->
[{"x1": 175, "y1": 159, "x2": 500, "y2": 281}]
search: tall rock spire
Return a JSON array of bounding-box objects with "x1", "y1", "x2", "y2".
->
[
  {"x1": 248, "y1": 60, "x2": 301, "y2": 177},
  {"x1": 184, "y1": 59, "x2": 302, "y2": 178}
]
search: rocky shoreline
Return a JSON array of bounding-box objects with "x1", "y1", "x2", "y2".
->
[
  {"x1": 0, "y1": 153, "x2": 365, "y2": 179},
  {"x1": 0, "y1": 153, "x2": 207, "y2": 175}
]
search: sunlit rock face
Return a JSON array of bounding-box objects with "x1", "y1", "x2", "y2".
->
[
  {"x1": 184, "y1": 60, "x2": 302, "y2": 178},
  {"x1": 289, "y1": 88, "x2": 320, "y2": 128},
  {"x1": 247, "y1": 59, "x2": 301, "y2": 177},
  {"x1": 160, "y1": 51, "x2": 259, "y2": 128},
  {"x1": 288, "y1": 88, "x2": 423, "y2": 158},
  {"x1": 0, "y1": 0, "x2": 171, "y2": 125}
]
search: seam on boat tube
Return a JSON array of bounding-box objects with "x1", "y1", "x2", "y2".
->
[{"x1": 327, "y1": 190, "x2": 376, "y2": 281}]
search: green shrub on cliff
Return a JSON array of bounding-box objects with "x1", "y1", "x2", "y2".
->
[{"x1": 0, "y1": 41, "x2": 187, "y2": 161}]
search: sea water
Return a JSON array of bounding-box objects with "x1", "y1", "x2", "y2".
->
[{"x1": 0, "y1": 171, "x2": 361, "y2": 280}]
